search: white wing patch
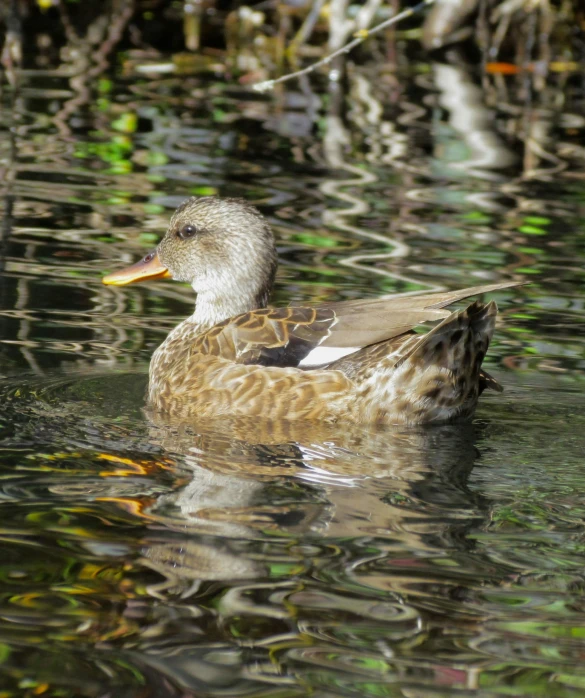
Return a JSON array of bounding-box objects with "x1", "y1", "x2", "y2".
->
[{"x1": 299, "y1": 346, "x2": 360, "y2": 368}]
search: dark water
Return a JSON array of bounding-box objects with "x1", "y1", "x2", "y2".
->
[{"x1": 1, "y1": 43, "x2": 585, "y2": 698}]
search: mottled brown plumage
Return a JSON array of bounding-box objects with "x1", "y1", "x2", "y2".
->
[{"x1": 102, "y1": 196, "x2": 521, "y2": 425}]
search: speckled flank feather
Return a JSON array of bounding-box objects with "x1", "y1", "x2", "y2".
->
[{"x1": 104, "y1": 196, "x2": 521, "y2": 425}]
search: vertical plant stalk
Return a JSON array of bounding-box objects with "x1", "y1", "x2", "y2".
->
[{"x1": 0, "y1": 0, "x2": 23, "y2": 88}]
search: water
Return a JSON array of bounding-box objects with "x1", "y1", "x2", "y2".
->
[{"x1": 1, "y1": 34, "x2": 585, "y2": 697}]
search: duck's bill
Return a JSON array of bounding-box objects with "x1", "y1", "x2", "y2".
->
[{"x1": 102, "y1": 251, "x2": 171, "y2": 286}]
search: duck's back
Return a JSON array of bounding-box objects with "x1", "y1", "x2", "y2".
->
[{"x1": 147, "y1": 282, "x2": 518, "y2": 425}]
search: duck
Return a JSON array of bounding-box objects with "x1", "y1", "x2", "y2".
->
[{"x1": 102, "y1": 196, "x2": 520, "y2": 425}]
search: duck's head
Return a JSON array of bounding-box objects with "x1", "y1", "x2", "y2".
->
[{"x1": 102, "y1": 197, "x2": 278, "y2": 324}]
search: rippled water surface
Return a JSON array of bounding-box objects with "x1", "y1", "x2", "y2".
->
[{"x1": 1, "y1": 32, "x2": 585, "y2": 698}]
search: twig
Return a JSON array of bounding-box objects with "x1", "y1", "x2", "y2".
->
[{"x1": 253, "y1": 0, "x2": 436, "y2": 92}]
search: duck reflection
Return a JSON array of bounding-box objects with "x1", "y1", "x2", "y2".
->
[
  {"x1": 138, "y1": 413, "x2": 487, "y2": 595},
  {"x1": 15, "y1": 372, "x2": 490, "y2": 598}
]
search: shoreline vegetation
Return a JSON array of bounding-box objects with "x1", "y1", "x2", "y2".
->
[{"x1": 1, "y1": 0, "x2": 583, "y2": 91}]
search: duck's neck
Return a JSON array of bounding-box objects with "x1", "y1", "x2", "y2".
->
[{"x1": 191, "y1": 287, "x2": 268, "y2": 331}]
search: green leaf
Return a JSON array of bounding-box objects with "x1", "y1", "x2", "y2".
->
[
  {"x1": 518, "y1": 247, "x2": 543, "y2": 254},
  {"x1": 291, "y1": 233, "x2": 340, "y2": 248},
  {"x1": 191, "y1": 186, "x2": 218, "y2": 196},
  {"x1": 519, "y1": 225, "x2": 547, "y2": 235},
  {"x1": 143, "y1": 204, "x2": 165, "y2": 215},
  {"x1": 111, "y1": 112, "x2": 138, "y2": 133},
  {"x1": 147, "y1": 151, "x2": 168, "y2": 166},
  {"x1": 98, "y1": 79, "x2": 113, "y2": 93},
  {"x1": 139, "y1": 232, "x2": 160, "y2": 243}
]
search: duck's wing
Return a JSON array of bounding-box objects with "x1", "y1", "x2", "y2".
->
[
  {"x1": 192, "y1": 281, "x2": 521, "y2": 369},
  {"x1": 192, "y1": 306, "x2": 340, "y2": 367}
]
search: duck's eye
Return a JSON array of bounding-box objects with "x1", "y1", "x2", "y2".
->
[
  {"x1": 143, "y1": 252, "x2": 154, "y2": 263},
  {"x1": 177, "y1": 225, "x2": 197, "y2": 240}
]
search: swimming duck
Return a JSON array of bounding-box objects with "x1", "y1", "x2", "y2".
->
[{"x1": 102, "y1": 197, "x2": 519, "y2": 424}]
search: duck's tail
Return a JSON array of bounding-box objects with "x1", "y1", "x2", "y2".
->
[
  {"x1": 348, "y1": 300, "x2": 500, "y2": 424},
  {"x1": 397, "y1": 299, "x2": 496, "y2": 372},
  {"x1": 391, "y1": 300, "x2": 500, "y2": 422}
]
